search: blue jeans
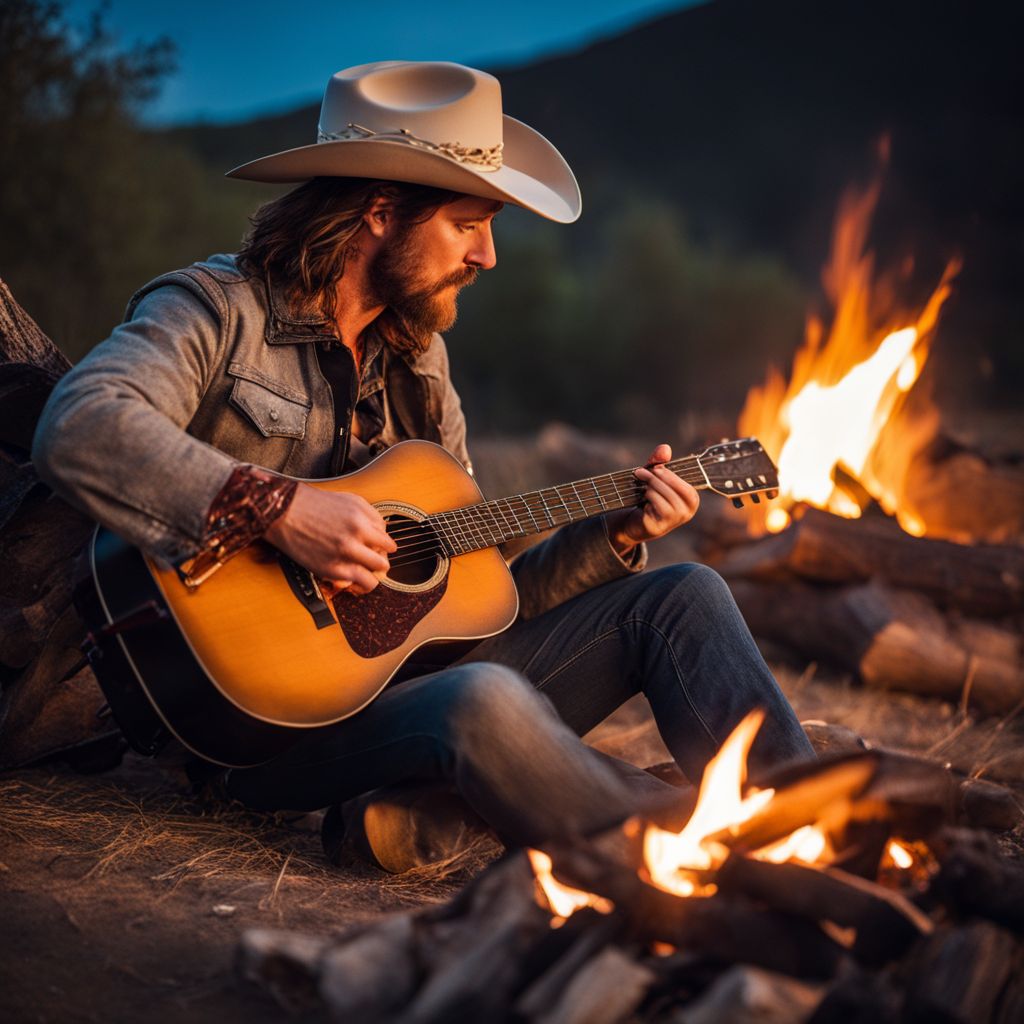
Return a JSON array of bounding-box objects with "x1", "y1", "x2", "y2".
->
[{"x1": 226, "y1": 564, "x2": 815, "y2": 845}]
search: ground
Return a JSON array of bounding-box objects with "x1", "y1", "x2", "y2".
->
[{"x1": 2, "y1": 440, "x2": 1022, "y2": 1023}]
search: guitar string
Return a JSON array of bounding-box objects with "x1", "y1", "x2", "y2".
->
[
  {"x1": 378, "y1": 462, "x2": 709, "y2": 546},
  {"x1": 376, "y1": 447, "x2": 768, "y2": 547},
  {"x1": 366, "y1": 453, "x2": 771, "y2": 567},
  {"x1": 381, "y1": 466, "x2": 746, "y2": 560},
  {"x1": 381, "y1": 471, "x2": 706, "y2": 554}
]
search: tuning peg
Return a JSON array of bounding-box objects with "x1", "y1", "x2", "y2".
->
[
  {"x1": 732, "y1": 497, "x2": 744, "y2": 509},
  {"x1": 750, "y1": 493, "x2": 760, "y2": 503},
  {"x1": 766, "y1": 490, "x2": 778, "y2": 500}
]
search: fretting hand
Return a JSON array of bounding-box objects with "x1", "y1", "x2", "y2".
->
[
  {"x1": 264, "y1": 483, "x2": 397, "y2": 594},
  {"x1": 605, "y1": 443, "x2": 700, "y2": 557}
]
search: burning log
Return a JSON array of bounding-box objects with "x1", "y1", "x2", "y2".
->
[
  {"x1": 714, "y1": 507, "x2": 1024, "y2": 617},
  {"x1": 715, "y1": 854, "x2": 932, "y2": 965}
]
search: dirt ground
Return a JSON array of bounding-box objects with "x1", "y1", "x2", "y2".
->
[{"x1": 4, "y1": 657, "x2": 1024, "y2": 1023}]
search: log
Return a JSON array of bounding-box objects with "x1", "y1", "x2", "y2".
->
[
  {"x1": 903, "y1": 921, "x2": 1017, "y2": 1024},
  {"x1": 714, "y1": 506, "x2": 1024, "y2": 616},
  {"x1": 716, "y1": 855, "x2": 933, "y2": 966},
  {"x1": 533, "y1": 945, "x2": 656, "y2": 1024},
  {"x1": 729, "y1": 578, "x2": 1024, "y2": 713},
  {"x1": 236, "y1": 928, "x2": 331, "y2": 1015},
  {"x1": 930, "y1": 830, "x2": 1024, "y2": 931},
  {"x1": 676, "y1": 965, "x2": 825, "y2": 1024},
  {"x1": 318, "y1": 914, "x2": 421, "y2": 1021}
]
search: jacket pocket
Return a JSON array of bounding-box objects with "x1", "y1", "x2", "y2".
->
[{"x1": 227, "y1": 362, "x2": 311, "y2": 439}]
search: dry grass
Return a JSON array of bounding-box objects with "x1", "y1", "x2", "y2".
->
[{"x1": 0, "y1": 771, "x2": 332, "y2": 887}]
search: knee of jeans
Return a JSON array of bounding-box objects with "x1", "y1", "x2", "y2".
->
[
  {"x1": 653, "y1": 562, "x2": 733, "y2": 604},
  {"x1": 441, "y1": 662, "x2": 547, "y2": 742}
]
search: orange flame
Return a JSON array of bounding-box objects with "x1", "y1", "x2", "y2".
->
[
  {"x1": 527, "y1": 848, "x2": 614, "y2": 924},
  {"x1": 739, "y1": 173, "x2": 959, "y2": 537},
  {"x1": 643, "y1": 710, "x2": 775, "y2": 896}
]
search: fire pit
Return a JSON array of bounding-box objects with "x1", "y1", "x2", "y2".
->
[{"x1": 237, "y1": 712, "x2": 1024, "y2": 1022}]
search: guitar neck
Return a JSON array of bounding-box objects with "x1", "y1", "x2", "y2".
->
[{"x1": 428, "y1": 455, "x2": 707, "y2": 556}]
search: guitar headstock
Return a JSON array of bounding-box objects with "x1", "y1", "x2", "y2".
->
[{"x1": 696, "y1": 438, "x2": 779, "y2": 509}]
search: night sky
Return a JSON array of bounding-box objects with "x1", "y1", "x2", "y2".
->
[{"x1": 62, "y1": 0, "x2": 703, "y2": 125}]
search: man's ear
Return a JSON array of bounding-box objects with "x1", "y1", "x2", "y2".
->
[{"x1": 363, "y1": 197, "x2": 394, "y2": 240}]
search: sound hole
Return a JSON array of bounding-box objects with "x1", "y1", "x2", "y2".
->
[{"x1": 384, "y1": 513, "x2": 443, "y2": 587}]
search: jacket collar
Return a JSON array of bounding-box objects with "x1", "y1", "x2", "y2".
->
[{"x1": 264, "y1": 273, "x2": 339, "y2": 345}]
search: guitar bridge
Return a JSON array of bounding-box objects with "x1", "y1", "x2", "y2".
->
[{"x1": 277, "y1": 554, "x2": 337, "y2": 630}]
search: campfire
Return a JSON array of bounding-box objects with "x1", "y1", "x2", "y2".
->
[
  {"x1": 738, "y1": 169, "x2": 960, "y2": 541},
  {"x1": 238, "y1": 713, "x2": 1024, "y2": 1022},
  {"x1": 695, "y1": 168, "x2": 1024, "y2": 717}
]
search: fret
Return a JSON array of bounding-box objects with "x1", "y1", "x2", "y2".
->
[
  {"x1": 549, "y1": 487, "x2": 572, "y2": 524},
  {"x1": 590, "y1": 477, "x2": 608, "y2": 510},
  {"x1": 537, "y1": 491, "x2": 558, "y2": 528},
  {"x1": 479, "y1": 502, "x2": 505, "y2": 545},
  {"x1": 493, "y1": 497, "x2": 521, "y2": 540},
  {"x1": 515, "y1": 494, "x2": 544, "y2": 533},
  {"x1": 454, "y1": 505, "x2": 487, "y2": 550},
  {"x1": 609, "y1": 473, "x2": 625, "y2": 505},
  {"x1": 568, "y1": 481, "x2": 589, "y2": 517},
  {"x1": 431, "y1": 513, "x2": 461, "y2": 556}
]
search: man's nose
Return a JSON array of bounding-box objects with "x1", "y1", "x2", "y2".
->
[{"x1": 466, "y1": 223, "x2": 497, "y2": 270}]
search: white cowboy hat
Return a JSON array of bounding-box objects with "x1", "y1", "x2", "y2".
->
[{"x1": 226, "y1": 60, "x2": 582, "y2": 224}]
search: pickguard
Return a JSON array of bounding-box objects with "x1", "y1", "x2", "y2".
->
[{"x1": 332, "y1": 574, "x2": 449, "y2": 657}]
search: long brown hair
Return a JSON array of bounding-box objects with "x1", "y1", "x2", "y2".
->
[{"x1": 237, "y1": 177, "x2": 462, "y2": 355}]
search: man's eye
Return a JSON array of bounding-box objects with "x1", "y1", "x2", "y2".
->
[{"x1": 456, "y1": 223, "x2": 475, "y2": 233}]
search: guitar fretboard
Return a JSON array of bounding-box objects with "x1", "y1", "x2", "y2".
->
[{"x1": 427, "y1": 456, "x2": 707, "y2": 556}]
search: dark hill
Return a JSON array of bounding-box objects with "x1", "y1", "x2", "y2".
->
[{"x1": 167, "y1": 0, "x2": 1023, "y2": 403}]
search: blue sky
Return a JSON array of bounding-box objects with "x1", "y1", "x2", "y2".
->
[{"x1": 62, "y1": 0, "x2": 701, "y2": 125}]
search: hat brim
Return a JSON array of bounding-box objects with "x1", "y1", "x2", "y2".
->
[{"x1": 224, "y1": 115, "x2": 581, "y2": 224}]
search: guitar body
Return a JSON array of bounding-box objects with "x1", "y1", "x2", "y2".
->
[
  {"x1": 86, "y1": 441, "x2": 519, "y2": 766},
  {"x1": 83, "y1": 434, "x2": 777, "y2": 768}
]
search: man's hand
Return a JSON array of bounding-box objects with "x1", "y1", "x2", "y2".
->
[
  {"x1": 606, "y1": 443, "x2": 700, "y2": 557},
  {"x1": 263, "y1": 483, "x2": 397, "y2": 594}
]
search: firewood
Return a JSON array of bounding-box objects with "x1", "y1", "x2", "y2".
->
[
  {"x1": 729, "y1": 578, "x2": 1024, "y2": 713},
  {"x1": 318, "y1": 914, "x2": 420, "y2": 1021},
  {"x1": 806, "y1": 967, "x2": 901, "y2": 1024},
  {"x1": 715, "y1": 855, "x2": 933, "y2": 966},
  {"x1": 406, "y1": 854, "x2": 553, "y2": 1023},
  {"x1": 675, "y1": 965, "x2": 825, "y2": 1024},
  {"x1": 513, "y1": 909, "x2": 625, "y2": 1021},
  {"x1": 956, "y1": 779, "x2": 1021, "y2": 832},
  {"x1": 722, "y1": 753, "x2": 879, "y2": 853},
  {"x1": 903, "y1": 921, "x2": 1018, "y2": 1024},
  {"x1": 930, "y1": 830, "x2": 1024, "y2": 932},
  {"x1": 905, "y1": 448, "x2": 1024, "y2": 547},
  {"x1": 715, "y1": 506, "x2": 1024, "y2": 616},
  {"x1": 236, "y1": 928, "x2": 331, "y2": 1014},
  {"x1": 532, "y1": 945, "x2": 657, "y2": 1024}
]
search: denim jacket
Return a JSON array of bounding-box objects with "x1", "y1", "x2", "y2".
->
[{"x1": 32, "y1": 254, "x2": 645, "y2": 620}]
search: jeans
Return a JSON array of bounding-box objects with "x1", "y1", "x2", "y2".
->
[{"x1": 226, "y1": 563, "x2": 815, "y2": 846}]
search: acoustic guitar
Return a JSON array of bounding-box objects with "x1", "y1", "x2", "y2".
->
[{"x1": 79, "y1": 438, "x2": 779, "y2": 766}]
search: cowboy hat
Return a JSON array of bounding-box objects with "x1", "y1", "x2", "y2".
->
[{"x1": 226, "y1": 60, "x2": 581, "y2": 224}]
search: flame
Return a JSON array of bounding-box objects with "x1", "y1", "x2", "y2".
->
[
  {"x1": 527, "y1": 848, "x2": 614, "y2": 924},
  {"x1": 643, "y1": 710, "x2": 775, "y2": 896},
  {"x1": 886, "y1": 839, "x2": 914, "y2": 869},
  {"x1": 739, "y1": 171, "x2": 959, "y2": 537},
  {"x1": 753, "y1": 824, "x2": 829, "y2": 865}
]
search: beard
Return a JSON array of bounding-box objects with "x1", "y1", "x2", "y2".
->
[{"x1": 367, "y1": 225, "x2": 478, "y2": 345}]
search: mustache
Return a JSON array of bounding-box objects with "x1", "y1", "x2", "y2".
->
[{"x1": 432, "y1": 267, "x2": 479, "y2": 292}]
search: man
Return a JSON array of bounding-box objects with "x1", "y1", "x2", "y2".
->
[{"x1": 33, "y1": 61, "x2": 813, "y2": 865}]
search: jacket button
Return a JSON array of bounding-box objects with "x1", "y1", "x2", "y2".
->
[{"x1": 269, "y1": 408, "x2": 280, "y2": 421}]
